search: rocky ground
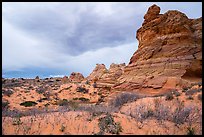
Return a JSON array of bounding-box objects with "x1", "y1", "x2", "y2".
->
[{"x1": 2, "y1": 4, "x2": 202, "y2": 135}]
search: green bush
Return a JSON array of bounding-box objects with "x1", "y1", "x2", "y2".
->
[{"x1": 20, "y1": 101, "x2": 38, "y2": 107}]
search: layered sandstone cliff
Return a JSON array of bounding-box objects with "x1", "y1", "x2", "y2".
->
[{"x1": 113, "y1": 4, "x2": 202, "y2": 95}]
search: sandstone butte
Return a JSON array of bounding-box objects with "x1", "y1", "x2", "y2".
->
[
  {"x1": 108, "y1": 4, "x2": 202, "y2": 96},
  {"x1": 86, "y1": 63, "x2": 126, "y2": 87},
  {"x1": 69, "y1": 72, "x2": 85, "y2": 83}
]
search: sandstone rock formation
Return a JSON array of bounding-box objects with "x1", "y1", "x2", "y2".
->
[
  {"x1": 87, "y1": 63, "x2": 126, "y2": 88},
  {"x1": 113, "y1": 4, "x2": 202, "y2": 95},
  {"x1": 69, "y1": 72, "x2": 84, "y2": 82},
  {"x1": 62, "y1": 76, "x2": 69, "y2": 84},
  {"x1": 87, "y1": 64, "x2": 108, "y2": 82},
  {"x1": 97, "y1": 63, "x2": 126, "y2": 87}
]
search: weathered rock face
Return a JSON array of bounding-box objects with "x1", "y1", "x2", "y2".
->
[
  {"x1": 87, "y1": 63, "x2": 126, "y2": 87},
  {"x1": 113, "y1": 5, "x2": 202, "y2": 94},
  {"x1": 69, "y1": 72, "x2": 84, "y2": 82},
  {"x1": 97, "y1": 63, "x2": 126, "y2": 87},
  {"x1": 62, "y1": 76, "x2": 69, "y2": 84},
  {"x1": 86, "y1": 64, "x2": 108, "y2": 82}
]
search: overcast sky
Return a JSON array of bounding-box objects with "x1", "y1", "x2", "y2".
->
[{"x1": 2, "y1": 2, "x2": 202, "y2": 78}]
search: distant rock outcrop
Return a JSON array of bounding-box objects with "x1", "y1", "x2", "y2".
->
[
  {"x1": 62, "y1": 76, "x2": 69, "y2": 84},
  {"x1": 86, "y1": 64, "x2": 108, "y2": 82},
  {"x1": 69, "y1": 72, "x2": 84, "y2": 82},
  {"x1": 87, "y1": 63, "x2": 126, "y2": 88},
  {"x1": 113, "y1": 4, "x2": 202, "y2": 95}
]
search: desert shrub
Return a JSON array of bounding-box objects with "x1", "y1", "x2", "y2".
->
[
  {"x1": 111, "y1": 92, "x2": 141, "y2": 108},
  {"x1": 197, "y1": 81, "x2": 202, "y2": 86},
  {"x1": 20, "y1": 101, "x2": 38, "y2": 107},
  {"x1": 44, "y1": 103, "x2": 50, "y2": 107},
  {"x1": 2, "y1": 89, "x2": 14, "y2": 97},
  {"x1": 68, "y1": 100, "x2": 79, "y2": 110},
  {"x1": 36, "y1": 86, "x2": 47, "y2": 94},
  {"x1": 187, "y1": 95, "x2": 194, "y2": 100},
  {"x1": 57, "y1": 99, "x2": 69, "y2": 106},
  {"x1": 98, "y1": 92, "x2": 102, "y2": 96},
  {"x1": 2, "y1": 101, "x2": 9, "y2": 110},
  {"x1": 12, "y1": 116, "x2": 22, "y2": 125},
  {"x1": 197, "y1": 94, "x2": 202, "y2": 101},
  {"x1": 172, "y1": 100, "x2": 191, "y2": 125},
  {"x1": 173, "y1": 90, "x2": 181, "y2": 97},
  {"x1": 141, "y1": 109, "x2": 154, "y2": 119},
  {"x1": 182, "y1": 87, "x2": 189, "y2": 92},
  {"x1": 98, "y1": 114, "x2": 122, "y2": 135},
  {"x1": 56, "y1": 79, "x2": 61, "y2": 81},
  {"x1": 59, "y1": 125, "x2": 66, "y2": 132},
  {"x1": 93, "y1": 82, "x2": 97, "y2": 88},
  {"x1": 76, "y1": 87, "x2": 89, "y2": 93},
  {"x1": 186, "y1": 127, "x2": 195, "y2": 135},
  {"x1": 77, "y1": 97, "x2": 90, "y2": 102},
  {"x1": 73, "y1": 98, "x2": 78, "y2": 100},
  {"x1": 85, "y1": 80, "x2": 90, "y2": 85},
  {"x1": 165, "y1": 92, "x2": 174, "y2": 101},
  {"x1": 154, "y1": 98, "x2": 171, "y2": 121},
  {"x1": 185, "y1": 89, "x2": 199, "y2": 96},
  {"x1": 43, "y1": 92, "x2": 51, "y2": 99}
]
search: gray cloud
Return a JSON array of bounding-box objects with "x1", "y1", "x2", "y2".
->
[{"x1": 2, "y1": 2, "x2": 202, "y2": 77}]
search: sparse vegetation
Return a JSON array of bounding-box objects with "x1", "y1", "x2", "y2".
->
[
  {"x1": 20, "y1": 101, "x2": 38, "y2": 107},
  {"x1": 98, "y1": 114, "x2": 122, "y2": 135},
  {"x1": 186, "y1": 95, "x2": 194, "y2": 100},
  {"x1": 111, "y1": 92, "x2": 141, "y2": 108},
  {"x1": 73, "y1": 97, "x2": 90, "y2": 102},
  {"x1": 197, "y1": 94, "x2": 202, "y2": 101},
  {"x1": 2, "y1": 101, "x2": 9, "y2": 110},
  {"x1": 172, "y1": 90, "x2": 181, "y2": 97},
  {"x1": 93, "y1": 82, "x2": 97, "y2": 88},
  {"x1": 60, "y1": 124, "x2": 66, "y2": 132},
  {"x1": 85, "y1": 80, "x2": 90, "y2": 85},
  {"x1": 186, "y1": 126, "x2": 195, "y2": 135},
  {"x1": 153, "y1": 98, "x2": 171, "y2": 121},
  {"x1": 57, "y1": 99, "x2": 69, "y2": 106},
  {"x1": 12, "y1": 115, "x2": 23, "y2": 125},
  {"x1": 165, "y1": 92, "x2": 174, "y2": 101},
  {"x1": 172, "y1": 99, "x2": 191, "y2": 125},
  {"x1": 36, "y1": 86, "x2": 47, "y2": 94},
  {"x1": 185, "y1": 89, "x2": 199, "y2": 96},
  {"x1": 2, "y1": 89, "x2": 14, "y2": 97},
  {"x1": 182, "y1": 87, "x2": 189, "y2": 92},
  {"x1": 76, "y1": 87, "x2": 89, "y2": 93}
]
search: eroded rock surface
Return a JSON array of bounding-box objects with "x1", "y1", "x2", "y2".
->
[
  {"x1": 69, "y1": 72, "x2": 84, "y2": 82},
  {"x1": 113, "y1": 4, "x2": 202, "y2": 94}
]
